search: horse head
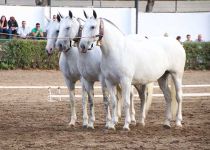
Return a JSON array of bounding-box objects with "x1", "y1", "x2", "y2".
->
[
  {"x1": 55, "y1": 10, "x2": 81, "y2": 52},
  {"x1": 45, "y1": 17, "x2": 60, "y2": 55},
  {"x1": 79, "y1": 10, "x2": 102, "y2": 53}
]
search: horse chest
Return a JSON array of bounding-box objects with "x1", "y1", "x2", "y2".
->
[
  {"x1": 78, "y1": 62, "x2": 100, "y2": 81},
  {"x1": 78, "y1": 52, "x2": 101, "y2": 82},
  {"x1": 101, "y1": 64, "x2": 121, "y2": 84}
]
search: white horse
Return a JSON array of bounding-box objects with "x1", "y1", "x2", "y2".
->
[
  {"x1": 45, "y1": 15, "x2": 83, "y2": 127},
  {"x1": 45, "y1": 18, "x2": 59, "y2": 55},
  {"x1": 79, "y1": 10, "x2": 186, "y2": 130}
]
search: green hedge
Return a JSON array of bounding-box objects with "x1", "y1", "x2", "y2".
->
[
  {"x1": 0, "y1": 39, "x2": 59, "y2": 69},
  {"x1": 183, "y1": 42, "x2": 210, "y2": 70},
  {"x1": 0, "y1": 39, "x2": 209, "y2": 70}
]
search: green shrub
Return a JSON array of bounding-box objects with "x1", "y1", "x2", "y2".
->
[
  {"x1": 0, "y1": 39, "x2": 209, "y2": 70},
  {"x1": 0, "y1": 39, "x2": 59, "y2": 69},
  {"x1": 183, "y1": 42, "x2": 210, "y2": 70}
]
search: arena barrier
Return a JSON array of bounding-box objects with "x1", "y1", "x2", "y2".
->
[{"x1": 0, "y1": 84, "x2": 210, "y2": 102}]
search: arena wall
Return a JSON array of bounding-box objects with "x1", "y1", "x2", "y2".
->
[{"x1": 0, "y1": 6, "x2": 209, "y2": 41}]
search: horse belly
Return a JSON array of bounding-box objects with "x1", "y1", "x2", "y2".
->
[
  {"x1": 132, "y1": 60, "x2": 168, "y2": 84},
  {"x1": 132, "y1": 71, "x2": 163, "y2": 84}
]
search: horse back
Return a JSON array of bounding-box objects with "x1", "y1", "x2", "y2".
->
[{"x1": 126, "y1": 37, "x2": 186, "y2": 83}]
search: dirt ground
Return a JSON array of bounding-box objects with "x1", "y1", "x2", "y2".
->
[{"x1": 0, "y1": 70, "x2": 209, "y2": 150}]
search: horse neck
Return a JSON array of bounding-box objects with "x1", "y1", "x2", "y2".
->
[
  {"x1": 72, "y1": 19, "x2": 80, "y2": 39},
  {"x1": 63, "y1": 47, "x2": 78, "y2": 59},
  {"x1": 100, "y1": 20, "x2": 125, "y2": 57}
]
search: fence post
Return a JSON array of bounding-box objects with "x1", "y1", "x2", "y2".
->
[{"x1": 135, "y1": 0, "x2": 139, "y2": 34}]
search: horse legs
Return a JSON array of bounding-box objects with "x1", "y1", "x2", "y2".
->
[
  {"x1": 116, "y1": 84, "x2": 122, "y2": 120},
  {"x1": 134, "y1": 84, "x2": 146, "y2": 126},
  {"x1": 64, "y1": 78, "x2": 77, "y2": 126},
  {"x1": 84, "y1": 80, "x2": 95, "y2": 129},
  {"x1": 158, "y1": 72, "x2": 172, "y2": 128},
  {"x1": 101, "y1": 79, "x2": 111, "y2": 128},
  {"x1": 120, "y1": 78, "x2": 132, "y2": 130},
  {"x1": 116, "y1": 85, "x2": 136, "y2": 124},
  {"x1": 81, "y1": 78, "x2": 88, "y2": 128},
  {"x1": 130, "y1": 86, "x2": 136, "y2": 124},
  {"x1": 171, "y1": 73, "x2": 183, "y2": 127},
  {"x1": 105, "y1": 79, "x2": 118, "y2": 130}
]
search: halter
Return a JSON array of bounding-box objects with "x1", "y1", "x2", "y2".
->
[
  {"x1": 96, "y1": 18, "x2": 104, "y2": 46},
  {"x1": 72, "y1": 18, "x2": 83, "y2": 47},
  {"x1": 87, "y1": 18, "x2": 104, "y2": 50},
  {"x1": 65, "y1": 18, "x2": 83, "y2": 48}
]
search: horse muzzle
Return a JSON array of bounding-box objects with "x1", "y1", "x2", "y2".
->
[{"x1": 45, "y1": 47, "x2": 53, "y2": 56}]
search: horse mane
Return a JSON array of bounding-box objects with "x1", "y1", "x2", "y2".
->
[
  {"x1": 77, "y1": 17, "x2": 85, "y2": 23},
  {"x1": 101, "y1": 18, "x2": 125, "y2": 36}
]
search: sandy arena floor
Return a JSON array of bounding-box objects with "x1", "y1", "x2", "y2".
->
[{"x1": 0, "y1": 70, "x2": 209, "y2": 149}]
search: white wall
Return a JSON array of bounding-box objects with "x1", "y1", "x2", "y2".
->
[
  {"x1": 0, "y1": 6, "x2": 135, "y2": 34},
  {"x1": 139, "y1": 12, "x2": 210, "y2": 41},
  {"x1": 0, "y1": 6, "x2": 209, "y2": 41},
  {"x1": 49, "y1": 7, "x2": 136, "y2": 34}
]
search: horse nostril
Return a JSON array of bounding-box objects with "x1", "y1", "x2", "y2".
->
[
  {"x1": 80, "y1": 44, "x2": 85, "y2": 50},
  {"x1": 59, "y1": 44, "x2": 62, "y2": 48},
  {"x1": 45, "y1": 49, "x2": 51, "y2": 56}
]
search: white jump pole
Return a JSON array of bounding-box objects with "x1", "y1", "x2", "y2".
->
[{"x1": 0, "y1": 85, "x2": 210, "y2": 102}]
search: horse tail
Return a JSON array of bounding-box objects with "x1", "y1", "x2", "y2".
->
[
  {"x1": 170, "y1": 77, "x2": 177, "y2": 120},
  {"x1": 116, "y1": 84, "x2": 122, "y2": 119},
  {"x1": 145, "y1": 82, "x2": 154, "y2": 115}
]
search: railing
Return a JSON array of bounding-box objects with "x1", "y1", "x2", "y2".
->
[
  {"x1": 0, "y1": 84, "x2": 209, "y2": 102},
  {"x1": 0, "y1": 0, "x2": 210, "y2": 12}
]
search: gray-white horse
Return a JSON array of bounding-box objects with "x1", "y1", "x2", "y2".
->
[
  {"x1": 45, "y1": 16, "x2": 83, "y2": 127},
  {"x1": 79, "y1": 10, "x2": 186, "y2": 130}
]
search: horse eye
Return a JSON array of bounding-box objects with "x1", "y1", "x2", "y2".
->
[
  {"x1": 90, "y1": 26, "x2": 95, "y2": 30},
  {"x1": 66, "y1": 27, "x2": 70, "y2": 30},
  {"x1": 56, "y1": 30, "x2": 59, "y2": 33}
]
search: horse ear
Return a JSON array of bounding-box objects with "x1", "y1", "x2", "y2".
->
[
  {"x1": 83, "y1": 10, "x2": 88, "y2": 19},
  {"x1": 57, "y1": 14, "x2": 61, "y2": 22},
  {"x1": 93, "y1": 10, "x2": 97, "y2": 19},
  {"x1": 69, "y1": 10, "x2": 73, "y2": 19},
  {"x1": 58, "y1": 12, "x2": 63, "y2": 18}
]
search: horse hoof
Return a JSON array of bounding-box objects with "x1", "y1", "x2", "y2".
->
[
  {"x1": 68, "y1": 122, "x2": 75, "y2": 127},
  {"x1": 87, "y1": 125, "x2": 95, "y2": 129},
  {"x1": 107, "y1": 124, "x2": 116, "y2": 130},
  {"x1": 163, "y1": 124, "x2": 171, "y2": 129},
  {"x1": 83, "y1": 125, "x2": 88, "y2": 129},
  {"x1": 123, "y1": 127, "x2": 130, "y2": 131},
  {"x1": 176, "y1": 122, "x2": 183, "y2": 128},
  {"x1": 131, "y1": 120, "x2": 137, "y2": 126}
]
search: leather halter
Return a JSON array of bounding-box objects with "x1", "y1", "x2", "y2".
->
[
  {"x1": 72, "y1": 18, "x2": 83, "y2": 47},
  {"x1": 96, "y1": 18, "x2": 104, "y2": 46}
]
